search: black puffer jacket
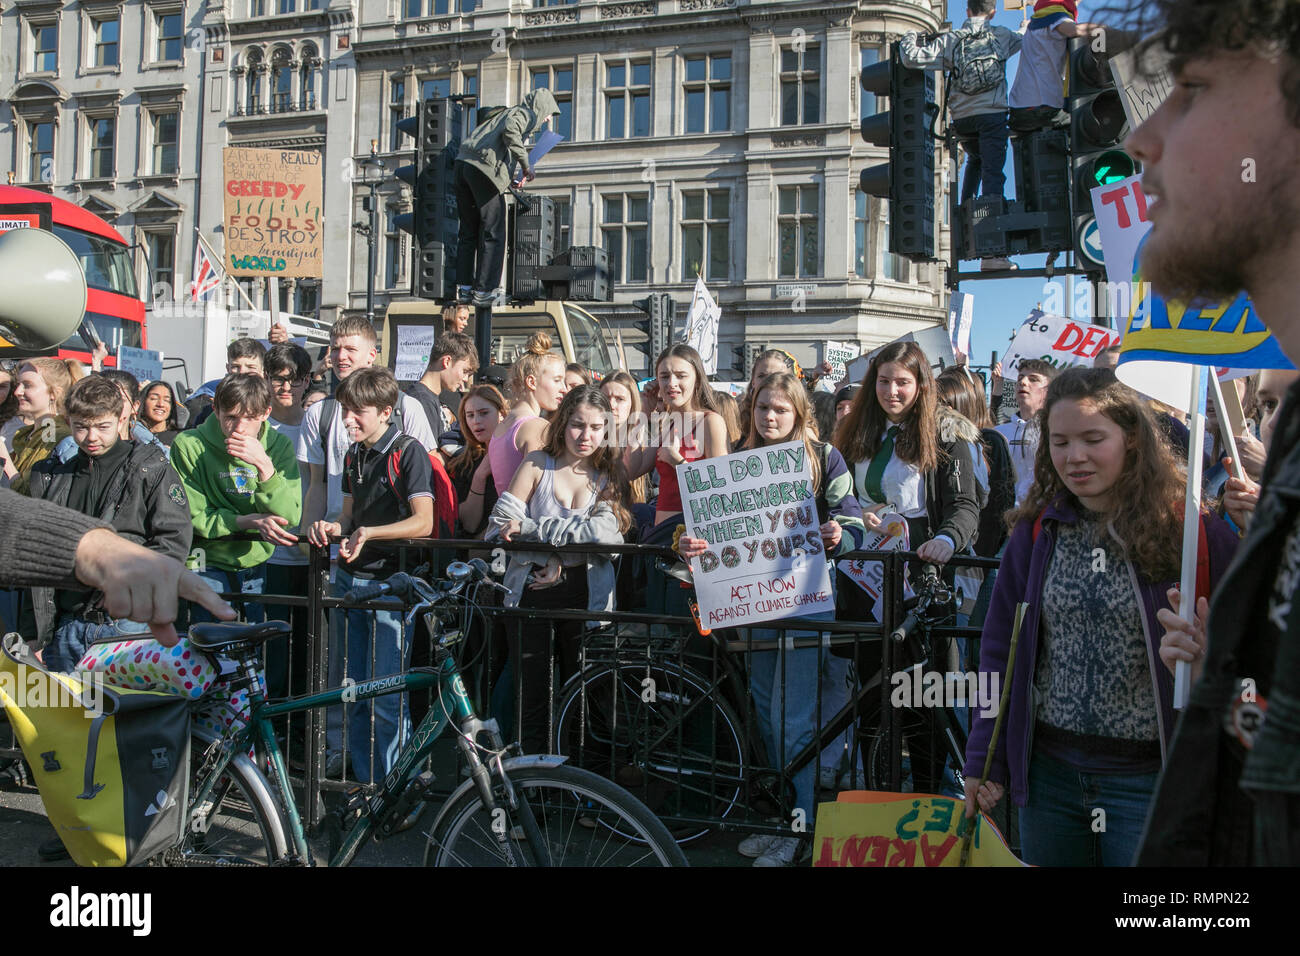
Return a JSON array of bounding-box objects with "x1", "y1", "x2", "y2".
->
[{"x1": 23, "y1": 439, "x2": 192, "y2": 645}]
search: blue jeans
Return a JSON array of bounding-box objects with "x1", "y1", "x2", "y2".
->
[
  {"x1": 745, "y1": 609, "x2": 837, "y2": 823},
  {"x1": 191, "y1": 566, "x2": 266, "y2": 626},
  {"x1": 330, "y1": 568, "x2": 411, "y2": 783},
  {"x1": 953, "y1": 111, "x2": 1010, "y2": 202},
  {"x1": 45, "y1": 614, "x2": 152, "y2": 673},
  {"x1": 1019, "y1": 750, "x2": 1160, "y2": 867}
]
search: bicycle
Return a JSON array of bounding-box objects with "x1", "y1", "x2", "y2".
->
[{"x1": 158, "y1": 559, "x2": 688, "y2": 867}]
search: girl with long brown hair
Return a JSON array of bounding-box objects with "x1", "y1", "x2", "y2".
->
[
  {"x1": 450, "y1": 383, "x2": 508, "y2": 536},
  {"x1": 487, "y1": 385, "x2": 630, "y2": 753},
  {"x1": 601, "y1": 371, "x2": 649, "y2": 504},
  {"x1": 963, "y1": 367, "x2": 1238, "y2": 867}
]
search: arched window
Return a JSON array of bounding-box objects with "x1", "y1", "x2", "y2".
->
[
  {"x1": 300, "y1": 43, "x2": 320, "y2": 110},
  {"x1": 245, "y1": 48, "x2": 265, "y2": 114},
  {"x1": 271, "y1": 47, "x2": 293, "y2": 111}
]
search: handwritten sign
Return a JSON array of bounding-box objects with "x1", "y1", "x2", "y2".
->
[
  {"x1": 1004, "y1": 309, "x2": 1119, "y2": 375},
  {"x1": 1109, "y1": 45, "x2": 1173, "y2": 131},
  {"x1": 839, "y1": 512, "x2": 909, "y2": 623},
  {"x1": 813, "y1": 793, "x2": 1024, "y2": 867},
  {"x1": 116, "y1": 345, "x2": 163, "y2": 384},
  {"x1": 948, "y1": 291, "x2": 973, "y2": 358},
  {"x1": 393, "y1": 324, "x2": 438, "y2": 382},
  {"x1": 821, "y1": 340, "x2": 860, "y2": 386},
  {"x1": 677, "y1": 441, "x2": 832, "y2": 628},
  {"x1": 223, "y1": 147, "x2": 324, "y2": 278}
]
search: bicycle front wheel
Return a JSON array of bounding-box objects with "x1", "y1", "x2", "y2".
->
[
  {"x1": 154, "y1": 729, "x2": 291, "y2": 866},
  {"x1": 425, "y1": 764, "x2": 688, "y2": 867}
]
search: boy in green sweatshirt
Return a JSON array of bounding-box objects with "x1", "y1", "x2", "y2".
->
[{"x1": 171, "y1": 373, "x2": 301, "y2": 623}]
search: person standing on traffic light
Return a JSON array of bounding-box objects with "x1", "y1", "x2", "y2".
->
[
  {"x1": 900, "y1": 0, "x2": 1024, "y2": 270},
  {"x1": 453, "y1": 89, "x2": 561, "y2": 308}
]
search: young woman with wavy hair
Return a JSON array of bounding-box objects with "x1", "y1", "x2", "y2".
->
[
  {"x1": 450, "y1": 383, "x2": 508, "y2": 536},
  {"x1": 1, "y1": 357, "x2": 81, "y2": 495},
  {"x1": 487, "y1": 331, "x2": 568, "y2": 496},
  {"x1": 963, "y1": 367, "x2": 1239, "y2": 867}
]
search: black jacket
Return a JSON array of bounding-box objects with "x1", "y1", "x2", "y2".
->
[
  {"x1": 1138, "y1": 376, "x2": 1300, "y2": 866},
  {"x1": 23, "y1": 439, "x2": 192, "y2": 645},
  {"x1": 976, "y1": 426, "x2": 1016, "y2": 558}
]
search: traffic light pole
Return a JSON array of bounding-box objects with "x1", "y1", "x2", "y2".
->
[
  {"x1": 365, "y1": 180, "x2": 378, "y2": 326},
  {"x1": 474, "y1": 304, "x2": 493, "y2": 377}
]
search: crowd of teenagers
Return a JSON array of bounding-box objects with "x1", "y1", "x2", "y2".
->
[{"x1": 1, "y1": 300, "x2": 1282, "y2": 868}]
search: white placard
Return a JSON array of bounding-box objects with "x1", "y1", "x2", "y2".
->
[
  {"x1": 839, "y1": 512, "x2": 910, "y2": 623},
  {"x1": 686, "y1": 276, "x2": 721, "y2": 376},
  {"x1": 1004, "y1": 309, "x2": 1120, "y2": 375},
  {"x1": 677, "y1": 441, "x2": 833, "y2": 628},
  {"x1": 117, "y1": 345, "x2": 164, "y2": 384},
  {"x1": 948, "y1": 291, "x2": 974, "y2": 357},
  {"x1": 822, "y1": 340, "x2": 861, "y2": 386},
  {"x1": 393, "y1": 325, "x2": 438, "y2": 382}
]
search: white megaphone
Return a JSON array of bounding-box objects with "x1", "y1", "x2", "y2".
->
[{"x1": 0, "y1": 227, "x2": 88, "y2": 350}]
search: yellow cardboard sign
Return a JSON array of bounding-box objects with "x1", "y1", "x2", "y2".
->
[{"x1": 812, "y1": 792, "x2": 1025, "y2": 867}]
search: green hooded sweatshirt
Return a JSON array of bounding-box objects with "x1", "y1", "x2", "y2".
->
[
  {"x1": 457, "y1": 89, "x2": 561, "y2": 193},
  {"x1": 170, "y1": 414, "x2": 301, "y2": 571}
]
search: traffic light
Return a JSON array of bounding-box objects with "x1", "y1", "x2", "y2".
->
[
  {"x1": 859, "y1": 42, "x2": 936, "y2": 259},
  {"x1": 393, "y1": 97, "x2": 462, "y2": 299},
  {"x1": 1068, "y1": 37, "x2": 1136, "y2": 272},
  {"x1": 633, "y1": 293, "x2": 673, "y2": 365}
]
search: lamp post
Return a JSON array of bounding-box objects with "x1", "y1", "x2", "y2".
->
[{"x1": 356, "y1": 140, "x2": 385, "y2": 326}]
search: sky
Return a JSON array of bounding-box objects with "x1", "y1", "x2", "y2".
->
[{"x1": 942, "y1": 0, "x2": 1112, "y2": 369}]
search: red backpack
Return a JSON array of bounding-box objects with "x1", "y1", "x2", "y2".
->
[
  {"x1": 1031, "y1": 509, "x2": 1210, "y2": 598},
  {"x1": 386, "y1": 434, "x2": 459, "y2": 540}
]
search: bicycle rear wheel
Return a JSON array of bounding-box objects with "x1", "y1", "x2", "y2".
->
[
  {"x1": 425, "y1": 764, "x2": 688, "y2": 866},
  {"x1": 154, "y1": 729, "x2": 290, "y2": 866},
  {"x1": 553, "y1": 662, "x2": 747, "y2": 844}
]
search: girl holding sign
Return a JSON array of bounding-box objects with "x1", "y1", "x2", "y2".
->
[
  {"x1": 679, "y1": 371, "x2": 865, "y2": 866},
  {"x1": 963, "y1": 367, "x2": 1238, "y2": 866},
  {"x1": 487, "y1": 385, "x2": 631, "y2": 755}
]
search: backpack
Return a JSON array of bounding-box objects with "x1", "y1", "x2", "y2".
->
[
  {"x1": 951, "y1": 24, "x2": 1003, "y2": 95},
  {"x1": 322, "y1": 397, "x2": 458, "y2": 539},
  {"x1": 1031, "y1": 509, "x2": 1211, "y2": 599},
  {"x1": 0, "y1": 633, "x2": 190, "y2": 866}
]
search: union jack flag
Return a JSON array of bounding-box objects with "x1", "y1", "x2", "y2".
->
[{"x1": 190, "y1": 239, "x2": 223, "y2": 302}]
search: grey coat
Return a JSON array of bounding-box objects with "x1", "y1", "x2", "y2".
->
[
  {"x1": 456, "y1": 89, "x2": 561, "y2": 193},
  {"x1": 900, "y1": 18, "x2": 1024, "y2": 120}
]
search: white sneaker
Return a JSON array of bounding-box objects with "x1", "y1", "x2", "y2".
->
[
  {"x1": 738, "y1": 833, "x2": 780, "y2": 858},
  {"x1": 981, "y1": 256, "x2": 1018, "y2": 272},
  {"x1": 753, "y1": 836, "x2": 804, "y2": 867}
]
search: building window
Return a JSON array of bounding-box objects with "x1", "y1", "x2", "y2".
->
[
  {"x1": 605, "y1": 60, "x2": 651, "y2": 139},
  {"x1": 681, "y1": 189, "x2": 729, "y2": 282},
  {"x1": 28, "y1": 121, "x2": 54, "y2": 182},
  {"x1": 150, "y1": 111, "x2": 179, "y2": 175},
  {"x1": 277, "y1": 0, "x2": 295, "y2": 12},
  {"x1": 147, "y1": 232, "x2": 175, "y2": 299},
  {"x1": 530, "y1": 66, "x2": 573, "y2": 141},
  {"x1": 156, "y1": 12, "x2": 183, "y2": 62},
  {"x1": 778, "y1": 184, "x2": 819, "y2": 278},
  {"x1": 300, "y1": 44, "x2": 319, "y2": 109},
  {"x1": 295, "y1": 280, "x2": 320, "y2": 316},
  {"x1": 461, "y1": 71, "x2": 478, "y2": 131},
  {"x1": 271, "y1": 48, "x2": 292, "y2": 111},
  {"x1": 89, "y1": 116, "x2": 116, "y2": 179},
  {"x1": 683, "y1": 54, "x2": 730, "y2": 134},
  {"x1": 30, "y1": 23, "x2": 58, "y2": 73},
  {"x1": 92, "y1": 17, "x2": 120, "y2": 68},
  {"x1": 250, "y1": 0, "x2": 266, "y2": 15},
  {"x1": 403, "y1": 0, "x2": 421, "y2": 16},
  {"x1": 389, "y1": 78, "x2": 407, "y2": 150},
  {"x1": 385, "y1": 208, "x2": 403, "y2": 288},
  {"x1": 854, "y1": 190, "x2": 870, "y2": 278},
  {"x1": 602, "y1": 194, "x2": 649, "y2": 283},
  {"x1": 534, "y1": 0, "x2": 576, "y2": 5},
  {"x1": 245, "y1": 49, "x2": 264, "y2": 113},
  {"x1": 860, "y1": 46, "x2": 883, "y2": 118},
  {"x1": 881, "y1": 202, "x2": 906, "y2": 281},
  {"x1": 421, "y1": 76, "x2": 450, "y2": 101},
  {"x1": 780, "y1": 43, "x2": 821, "y2": 126}
]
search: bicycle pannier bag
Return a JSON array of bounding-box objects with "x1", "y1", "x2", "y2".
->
[{"x1": 0, "y1": 632, "x2": 190, "y2": 866}]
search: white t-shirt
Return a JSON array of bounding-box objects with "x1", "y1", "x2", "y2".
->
[
  {"x1": 995, "y1": 417, "x2": 1040, "y2": 505},
  {"x1": 1009, "y1": 16, "x2": 1072, "y2": 110},
  {"x1": 853, "y1": 429, "x2": 926, "y2": 520},
  {"x1": 268, "y1": 416, "x2": 308, "y2": 566},
  {"x1": 296, "y1": 393, "x2": 437, "y2": 523}
]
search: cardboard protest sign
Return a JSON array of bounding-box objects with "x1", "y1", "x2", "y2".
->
[
  {"x1": 685, "y1": 277, "x2": 721, "y2": 375},
  {"x1": 1004, "y1": 310, "x2": 1119, "y2": 375},
  {"x1": 677, "y1": 441, "x2": 833, "y2": 628},
  {"x1": 839, "y1": 512, "x2": 909, "y2": 623},
  {"x1": 117, "y1": 346, "x2": 163, "y2": 384},
  {"x1": 1109, "y1": 45, "x2": 1173, "y2": 132},
  {"x1": 813, "y1": 793, "x2": 1024, "y2": 867},
  {"x1": 223, "y1": 147, "x2": 324, "y2": 278},
  {"x1": 393, "y1": 324, "x2": 438, "y2": 382}
]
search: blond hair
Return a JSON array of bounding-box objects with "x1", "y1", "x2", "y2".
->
[
  {"x1": 20, "y1": 357, "x2": 82, "y2": 418},
  {"x1": 507, "y1": 331, "x2": 564, "y2": 402}
]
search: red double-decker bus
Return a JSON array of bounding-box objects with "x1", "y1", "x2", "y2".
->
[{"x1": 0, "y1": 184, "x2": 145, "y2": 361}]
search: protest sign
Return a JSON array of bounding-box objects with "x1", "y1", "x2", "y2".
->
[
  {"x1": 1090, "y1": 174, "x2": 1150, "y2": 293},
  {"x1": 393, "y1": 324, "x2": 438, "y2": 382},
  {"x1": 947, "y1": 291, "x2": 973, "y2": 358},
  {"x1": 710, "y1": 380, "x2": 747, "y2": 398},
  {"x1": 1109, "y1": 45, "x2": 1173, "y2": 132},
  {"x1": 685, "y1": 277, "x2": 721, "y2": 375},
  {"x1": 677, "y1": 441, "x2": 832, "y2": 628},
  {"x1": 839, "y1": 513, "x2": 909, "y2": 623},
  {"x1": 117, "y1": 346, "x2": 163, "y2": 384},
  {"x1": 813, "y1": 793, "x2": 1024, "y2": 867},
  {"x1": 1004, "y1": 309, "x2": 1119, "y2": 375},
  {"x1": 862, "y1": 327, "x2": 957, "y2": 374},
  {"x1": 821, "y1": 341, "x2": 860, "y2": 386},
  {"x1": 223, "y1": 147, "x2": 324, "y2": 278}
]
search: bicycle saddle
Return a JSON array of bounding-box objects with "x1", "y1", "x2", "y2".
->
[{"x1": 188, "y1": 620, "x2": 291, "y2": 653}]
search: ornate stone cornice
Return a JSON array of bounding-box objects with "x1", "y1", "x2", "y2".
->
[
  {"x1": 523, "y1": 7, "x2": 577, "y2": 26},
  {"x1": 600, "y1": 1, "x2": 655, "y2": 18}
]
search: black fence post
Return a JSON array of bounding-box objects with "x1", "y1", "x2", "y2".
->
[{"x1": 304, "y1": 541, "x2": 329, "y2": 829}]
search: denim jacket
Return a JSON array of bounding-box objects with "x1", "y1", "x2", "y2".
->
[
  {"x1": 1140, "y1": 378, "x2": 1300, "y2": 865},
  {"x1": 963, "y1": 494, "x2": 1238, "y2": 807}
]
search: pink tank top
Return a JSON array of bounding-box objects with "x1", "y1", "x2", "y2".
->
[{"x1": 489, "y1": 415, "x2": 540, "y2": 495}]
